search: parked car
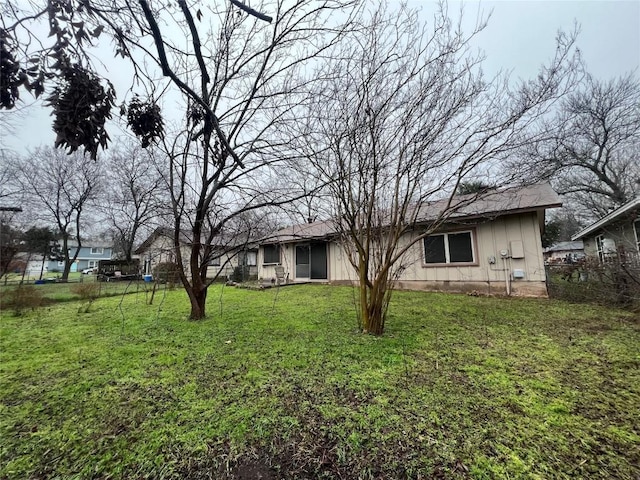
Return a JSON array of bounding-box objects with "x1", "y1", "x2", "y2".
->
[{"x1": 82, "y1": 267, "x2": 98, "y2": 274}]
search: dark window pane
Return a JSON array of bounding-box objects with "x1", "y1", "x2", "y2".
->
[
  {"x1": 263, "y1": 244, "x2": 280, "y2": 264},
  {"x1": 424, "y1": 235, "x2": 446, "y2": 263},
  {"x1": 448, "y1": 232, "x2": 473, "y2": 262}
]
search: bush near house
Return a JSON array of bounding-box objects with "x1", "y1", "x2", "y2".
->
[
  {"x1": 1, "y1": 285, "x2": 638, "y2": 479},
  {"x1": 2, "y1": 285, "x2": 45, "y2": 315},
  {"x1": 548, "y1": 258, "x2": 640, "y2": 308},
  {"x1": 152, "y1": 261, "x2": 181, "y2": 284}
]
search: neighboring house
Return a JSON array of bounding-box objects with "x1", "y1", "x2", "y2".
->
[
  {"x1": 25, "y1": 255, "x2": 47, "y2": 277},
  {"x1": 543, "y1": 241, "x2": 585, "y2": 264},
  {"x1": 134, "y1": 227, "x2": 177, "y2": 275},
  {"x1": 258, "y1": 184, "x2": 562, "y2": 297},
  {"x1": 9, "y1": 253, "x2": 47, "y2": 278},
  {"x1": 572, "y1": 197, "x2": 640, "y2": 264},
  {"x1": 134, "y1": 227, "x2": 258, "y2": 280},
  {"x1": 46, "y1": 241, "x2": 113, "y2": 272}
]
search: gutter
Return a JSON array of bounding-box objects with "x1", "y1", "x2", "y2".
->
[{"x1": 572, "y1": 197, "x2": 640, "y2": 241}]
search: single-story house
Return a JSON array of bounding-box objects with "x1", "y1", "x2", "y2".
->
[
  {"x1": 572, "y1": 196, "x2": 640, "y2": 264},
  {"x1": 134, "y1": 227, "x2": 258, "y2": 280},
  {"x1": 46, "y1": 240, "x2": 113, "y2": 272},
  {"x1": 543, "y1": 241, "x2": 585, "y2": 264},
  {"x1": 258, "y1": 183, "x2": 563, "y2": 297}
]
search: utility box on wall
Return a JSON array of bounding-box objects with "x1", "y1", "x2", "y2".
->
[
  {"x1": 510, "y1": 240, "x2": 525, "y2": 259},
  {"x1": 512, "y1": 269, "x2": 526, "y2": 279}
]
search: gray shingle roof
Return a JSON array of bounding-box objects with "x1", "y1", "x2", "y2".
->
[{"x1": 264, "y1": 183, "x2": 561, "y2": 243}]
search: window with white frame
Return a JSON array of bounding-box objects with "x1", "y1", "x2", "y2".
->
[
  {"x1": 263, "y1": 244, "x2": 280, "y2": 264},
  {"x1": 424, "y1": 231, "x2": 475, "y2": 265},
  {"x1": 634, "y1": 219, "x2": 640, "y2": 254},
  {"x1": 240, "y1": 250, "x2": 257, "y2": 267},
  {"x1": 595, "y1": 235, "x2": 605, "y2": 262},
  {"x1": 595, "y1": 234, "x2": 617, "y2": 262},
  {"x1": 90, "y1": 247, "x2": 104, "y2": 255},
  {"x1": 87, "y1": 260, "x2": 97, "y2": 268}
]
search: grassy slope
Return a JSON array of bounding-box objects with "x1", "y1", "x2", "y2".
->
[{"x1": 1, "y1": 285, "x2": 638, "y2": 479}]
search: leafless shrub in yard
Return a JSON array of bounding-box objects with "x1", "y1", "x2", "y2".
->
[
  {"x1": 5, "y1": 285, "x2": 44, "y2": 316},
  {"x1": 70, "y1": 283, "x2": 101, "y2": 313}
]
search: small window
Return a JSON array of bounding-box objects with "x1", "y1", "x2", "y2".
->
[
  {"x1": 87, "y1": 260, "x2": 97, "y2": 268},
  {"x1": 424, "y1": 231, "x2": 474, "y2": 265},
  {"x1": 634, "y1": 220, "x2": 640, "y2": 254},
  {"x1": 90, "y1": 247, "x2": 104, "y2": 255},
  {"x1": 263, "y1": 244, "x2": 280, "y2": 264},
  {"x1": 239, "y1": 250, "x2": 257, "y2": 267},
  {"x1": 210, "y1": 255, "x2": 221, "y2": 266},
  {"x1": 595, "y1": 234, "x2": 616, "y2": 263}
]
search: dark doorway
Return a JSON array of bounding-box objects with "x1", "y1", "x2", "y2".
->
[
  {"x1": 310, "y1": 242, "x2": 327, "y2": 279},
  {"x1": 295, "y1": 242, "x2": 327, "y2": 280}
]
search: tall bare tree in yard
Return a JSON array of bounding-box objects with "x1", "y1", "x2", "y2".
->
[
  {"x1": 3, "y1": 0, "x2": 356, "y2": 319},
  {"x1": 99, "y1": 141, "x2": 165, "y2": 261},
  {"x1": 0, "y1": 152, "x2": 23, "y2": 278},
  {"x1": 527, "y1": 73, "x2": 640, "y2": 221},
  {"x1": 133, "y1": 0, "x2": 357, "y2": 319},
  {"x1": 291, "y1": 2, "x2": 580, "y2": 335},
  {"x1": 15, "y1": 147, "x2": 101, "y2": 281}
]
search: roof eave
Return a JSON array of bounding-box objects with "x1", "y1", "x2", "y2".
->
[
  {"x1": 418, "y1": 202, "x2": 562, "y2": 225},
  {"x1": 572, "y1": 197, "x2": 640, "y2": 241}
]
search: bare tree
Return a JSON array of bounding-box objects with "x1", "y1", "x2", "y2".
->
[
  {"x1": 527, "y1": 73, "x2": 640, "y2": 220},
  {"x1": 4, "y1": 0, "x2": 356, "y2": 318},
  {"x1": 0, "y1": 219, "x2": 21, "y2": 279},
  {"x1": 99, "y1": 140, "x2": 165, "y2": 261},
  {"x1": 133, "y1": 0, "x2": 357, "y2": 319},
  {"x1": 15, "y1": 147, "x2": 101, "y2": 280},
  {"x1": 0, "y1": 151, "x2": 24, "y2": 279},
  {"x1": 291, "y1": 2, "x2": 579, "y2": 334}
]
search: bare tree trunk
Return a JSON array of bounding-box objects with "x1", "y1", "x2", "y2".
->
[
  {"x1": 359, "y1": 264, "x2": 369, "y2": 332},
  {"x1": 187, "y1": 283, "x2": 207, "y2": 320},
  {"x1": 38, "y1": 254, "x2": 45, "y2": 280},
  {"x1": 61, "y1": 236, "x2": 71, "y2": 281}
]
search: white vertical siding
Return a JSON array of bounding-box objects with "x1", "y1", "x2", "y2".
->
[{"x1": 257, "y1": 212, "x2": 548, "y2": 296}]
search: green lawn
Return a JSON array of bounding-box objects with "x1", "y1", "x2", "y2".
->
[
  {"x1": 1, "y1": 285, "x2": 638, "y2": 479},
  {"x1": 0, "y1": 277, "x2": 154, "y2": 305}
]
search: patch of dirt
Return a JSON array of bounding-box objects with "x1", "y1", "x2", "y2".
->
[{"x1": 234, "y1": 458, "x2": 274, "y2": 480}]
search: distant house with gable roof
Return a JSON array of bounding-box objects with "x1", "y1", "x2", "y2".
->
[{"x1": 572, "y1": 197, "x2": 640, "y2": 264}]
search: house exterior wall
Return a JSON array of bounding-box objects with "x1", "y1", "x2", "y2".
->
[
  {"x1": 137, "y1": 234, "x2": 179, "y2": 275},
  {"x1": 46, "y1": 245, "x2": 113, "y2": 272},
  {"x1": 391, "y1": 212, "x2": 546, "y2": 296},
  {"x1": 137, "y1": 234, "x2": 253, "y2": 280},
  {"x1": 582, "y1": 217, "x2": 640, "y2": 261},
  {"x1": 258, "y1": 211, "x2": 548, "y2": 296},
  {"x1": 259, "y1": 244, "x2": 293, "y2": 282}
]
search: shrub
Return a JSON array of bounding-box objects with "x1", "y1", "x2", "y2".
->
[
  {"x1": 230, "y1": 265, "x2": 251, "y2": 283},
  {"x1": 70, "y1": 283, "x2": 101, "y2": 300},
  {"x1": 153, "y1": 262, "x2": 181, "y2": 284},
  {"x1": 70, "y1": 283, "x2": 102, "y2": 313},
  {"x1": 5, "y1": 285, "x2": 44, "y2": 315},
  {"x1": 547, "y1": 259, "x2": 640, "y2": 308}
]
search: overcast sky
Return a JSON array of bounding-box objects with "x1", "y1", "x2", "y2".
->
[{"x1": 1, "y1": 0, "x2": 638, "y2": 155}]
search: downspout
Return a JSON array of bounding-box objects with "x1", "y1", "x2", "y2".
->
[{"x1": 502, "y1": 257, "x2": 511, "y2": 296}]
